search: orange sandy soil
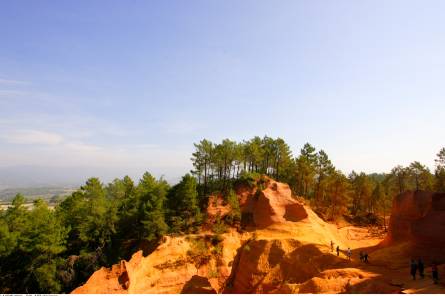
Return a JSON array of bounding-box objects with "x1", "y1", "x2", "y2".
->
[
  {"x1": 323, "y1": 225, "x2": 445, "y2": 294},
  {"x1": 72, "y1": 179, "x2": 445, "y2": 294}
]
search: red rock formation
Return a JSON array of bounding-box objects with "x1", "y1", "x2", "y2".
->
[
  {"x1": 385, "y1": 190, "x2": 445, "y2": 245},
  {"x1": 73, "y1": 233, "x2": 242, "y2": 294},
  {"x1": 237, "y1": 177, "x2": 308, "y2": 228}
]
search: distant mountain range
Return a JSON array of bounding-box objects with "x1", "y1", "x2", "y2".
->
[{"x1": 0, "y1": 165, "x2": 184, "y2": 201}]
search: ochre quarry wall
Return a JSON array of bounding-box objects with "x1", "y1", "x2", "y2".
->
[{"x1": 386, "y1": 190, "x2": 445, "y2": 245}]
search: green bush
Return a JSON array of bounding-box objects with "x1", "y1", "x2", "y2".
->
[
  {"x1": 237, "y1": 171, "x2": 261, "y2": 187},
  {"x1": 212, "y1": 214, "x2": 227, "y2": 235},
  {"x1": 225, "y1": 190, "x2": 241, "y2": 225}
]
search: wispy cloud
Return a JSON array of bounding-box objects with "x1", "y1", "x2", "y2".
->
[
  {"x1": 0, "y1": 78, "x2": 29, "y2": 85},
  {"x1": 0, "y1": 130, "x2": 189, "y2": 170},
  {"x1": 2, "y1": 129, "x2": 103, "y2": 152},
  {"x1": 2, "y1": 130, "x2": 64, "y2": 145}
]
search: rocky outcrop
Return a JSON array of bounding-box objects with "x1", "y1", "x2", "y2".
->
[
  {"x1": 73, "y1": 232, "x2": 242, "y2": 294},
  {"x1": 226, "y1": 239, "x2": 342, "y2": 293},
  {"x1": 385, "y1": 190, "x2": 445, "y2": 245},
  {"x1": 237, "y1": 177, "x2": 308, "y2": 228},
  {"x1": 276, "y1": 268, "x2": 400, "y2": 294}
]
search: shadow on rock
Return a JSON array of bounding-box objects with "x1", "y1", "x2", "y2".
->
[{"x1": 181, "y1": 275, "x2": 216, "y2": 294}]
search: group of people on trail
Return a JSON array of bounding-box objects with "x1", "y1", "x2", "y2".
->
[
  {"x1": 329, "y1": 241, "x2": 441, "y2": 285},
  {"x1": 410, "y1": 258, "x2": 425, "y2": 280},
  {"x1": 410, "y1": 258, "x2": 439, "y2": 284},
  {"x1": 359, "y1": 251, "x2": 369, "y2": 263},
  {"x1": 330, "y1": 241, "x2": 354, "y2": 261}
]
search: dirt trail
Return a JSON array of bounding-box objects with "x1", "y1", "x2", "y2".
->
[{"x1": 331, "y1": 224, "x2": 445, "y2": 294}]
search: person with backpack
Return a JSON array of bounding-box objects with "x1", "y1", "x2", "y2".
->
[{"x1": 336, "y1": 245, "x2": 340, "y2": 256}]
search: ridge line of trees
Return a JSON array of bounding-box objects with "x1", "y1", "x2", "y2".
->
[{"x1": 191, "y1": 137, "x2": 445, "y2": 219}]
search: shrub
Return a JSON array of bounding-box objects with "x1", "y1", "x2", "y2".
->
[
  {"x1": 225, "y1": 190, "x2": 241, "y2": 225},
  {"x1": 237, "y1": 172, "x2": 261, "y2": 187},
  {"x1": 212, "y1": 244, "x2": 223, "y2": 256},
  {"x1": 187, "y1": 238, "x2": 210, "y2": 268},
  {"x1": 212, "y1": 214, "x2": 227, "y2": 235}
]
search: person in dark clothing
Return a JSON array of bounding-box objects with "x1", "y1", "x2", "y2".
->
[
  {"x1": 410, "y1": 259, "x2": 418, "y2": 280},
  {"x1": 359, "y1": 251, "x2": 364, "y2": 262},
  {"x1": 336, "y1": 245, "x2": 340, "y2": 256},
  {"x1": 418, "y1": 258, "x2": 424, "y2": 279},
  {"x1": 432, "y1": 263, "x2": 439, "y2": 284},
  {"x1": 364, "y1": 252, "x2": 369, "y2": 263}
]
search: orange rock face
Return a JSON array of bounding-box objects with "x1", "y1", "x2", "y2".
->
[
  {"x1": 252, "y1": 180, "x2": 308, "y2": 228},
  {"x1": 73, "y1": 180, "x2": 445, "y2": 294},
  {"x1": 236, "y1": 177, "x2": 308, "y2": 228},
  {"x1": 381, "y1": 190, "x2": 445, "y2": 267},
  {"x1": 73, "y1": 232, "x2": 242, "y2": 294},
  {"x1": 386, "y1": 190, "x2": 445, "y2": 244}
]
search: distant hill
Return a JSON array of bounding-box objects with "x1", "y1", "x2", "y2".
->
[
  {"x1": 0, "y1": 165, "x2": 182, "y2": 190},
  {"x1": 0, "y1": 186, "x2": 76, "y2": 202}
]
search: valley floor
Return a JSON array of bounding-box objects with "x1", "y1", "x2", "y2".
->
[{"x1": 323, "y1": 224, "x2": 445, "y2": 294}]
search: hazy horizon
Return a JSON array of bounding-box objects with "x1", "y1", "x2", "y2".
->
[{"x1": 1, "y1": 1, "x2": 445, "y2": 187}]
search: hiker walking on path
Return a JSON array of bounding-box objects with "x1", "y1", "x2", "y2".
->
[
  {"x1": 336, "y1": 245, "x2": 340, "y2": 256},
  {"x1": 410, "y1": 259, "x2": 418, "y2": 280},
  {"x1": 432, "y1": 262, "x2": 439, "y2": 284},
  {"x1": 359, "y1": 251, "x2": 364, "y2": 262},
  {"x1": 418, "y1": 258, "x2": 424, "y2": 279},
  {"x1": 347, "y1": 248, "x2": 352, "y2": 261}
]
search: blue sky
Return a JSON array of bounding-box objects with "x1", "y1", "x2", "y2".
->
[{"x1": 1, "y1": 0, "x2": 445, "y2": 185}]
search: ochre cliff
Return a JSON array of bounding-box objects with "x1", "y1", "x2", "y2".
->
[
  {"x1": 373, "y1": 190, "x2": 445, "y2": 270},
  {"x1": 73, "y1": 180, "x2": 445, "y2": 294},
  {"x1": 385, "y1": 190, "x2": 445, "y2": 245}
]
